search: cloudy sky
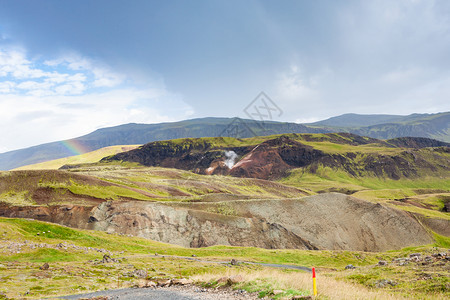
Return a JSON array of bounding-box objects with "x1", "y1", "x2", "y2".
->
[{"x1": 1, "y1": 0, "x2": 450, "y2": 152}]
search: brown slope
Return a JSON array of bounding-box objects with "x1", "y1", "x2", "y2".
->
[
  {"x1": 101, "y1": 135, "x2": 450, "y2": 181},
  {"x1": 0, "y1": 192, "x2": 436, "y2": 251},
  {"x1": 229, "y1": 136, "x2": 324, "y2": 179}
]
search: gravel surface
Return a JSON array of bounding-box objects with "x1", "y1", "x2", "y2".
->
[
  {"x1": 147, "y1": 254, "x2": 312, "y2": 272},
  {"x1": 61, "y1": 285, "x2": 259, "y2": 300}
]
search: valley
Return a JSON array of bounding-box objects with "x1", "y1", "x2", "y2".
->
[
  {"x1": 2, "y1": 2, "x2": 450, "y2": 299},
  {"x1": 0, "y1": 132, "x2": 449, "y2": 299}
]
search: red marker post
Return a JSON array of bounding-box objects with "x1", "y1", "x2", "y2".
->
[{"x1": 312, "y1": 267, "x2": 317, "y2": 297}]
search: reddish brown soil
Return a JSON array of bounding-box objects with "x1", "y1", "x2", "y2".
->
[
  {"x1": 103, "y1": 135, "x2": 449, "y2": 181},
  {"x1": 0, "y1": 203, "x2": 96, "y2": 230}
]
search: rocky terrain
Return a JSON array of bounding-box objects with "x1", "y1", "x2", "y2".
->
[
  {"x1": 311, "y1": 111, "x2": 450, "y2": 142},
  {"x1": 2, "y1": 112, "x2": 448, "y2": 171},
  {"x1": 0, "y1": 132, "x2": 448, "y2": 253},
  {"x1": 0, "y1": 193, "x2": 436, "y2": 251},
  {"x1": 0, "y1": 131, "x2": 448, "y2": 299},
  {"x1": 102, "y1": 134, "x2": 450, "y2": 180}
]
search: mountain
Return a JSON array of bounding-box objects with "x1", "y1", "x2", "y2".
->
[
  {"x1": 13, "y1": 145, "x2": 139, "y2": 170},
  {"x1": 311, "y1": 112, "x2": 450, "y2": 142},
  {"x1": 1, "y1": 133, "x2": 448, "y2": 253},
  {"x1": 311, "y1": 113, "x2": 406, "y2": 127},
  {"x1": 1, "y1": 112, "x2": 449, "y2": 171},
  {"x1": 0, "y1": 118, "x2": 326, "y2": 170},
  {"x1": 102, "y1": 133, "x2": 450, "y2": 182}
]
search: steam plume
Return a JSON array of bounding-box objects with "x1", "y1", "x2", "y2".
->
[{"x1": 224, "y1": 150, "x2": 238, "y2": 168}]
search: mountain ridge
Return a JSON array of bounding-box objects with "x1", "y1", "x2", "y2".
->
[
  {"x1": 101, "y1": 134, "x2": 450, "y2": 182},
  {"x1": 1, "y1": 112, "x2": 449, "y2": 170},
  {"x1": 310, "y1": 111, "x2": 450, "y2": 142},
  {"x1": 0, "y1": 117, "x2": 326, "y2": 170}
]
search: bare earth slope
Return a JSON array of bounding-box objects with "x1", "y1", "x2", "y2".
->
[
  {"x1": 84, "y1": 193, "x2": 435, "y2": 251},
  {"x1": 225, "y1": 193, "x2": 433, "y2": 251},
  {"x1": 1, "y1": 192, "x2": 433, "y2": 251},
  {"x1": 102, "y1": 135, "x2": 450, "y2": 180}
]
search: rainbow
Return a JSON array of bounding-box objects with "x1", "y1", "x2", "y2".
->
[{"x1": 60, "y1": 139, "x2": 90, "y2": 156}]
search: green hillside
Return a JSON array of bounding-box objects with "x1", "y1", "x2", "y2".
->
[
  {"x1": 0, "y1": 216, "x2": 447, "y2": 299},
  {"x1": 0, "y1": 118, "x2": 326, "y2": 171},
  {"x1": 2, "y1": 112, "x2": 449, "y2": 171},
  {"x1": 1, "y1": 132, "x2": 448, "y2": 299},
  {"x1": 13, "y1": 145, "x2": 139, "y2": 171},
  {"x1": 311, "y1": 112, "x2": 450, "y2": 142}
]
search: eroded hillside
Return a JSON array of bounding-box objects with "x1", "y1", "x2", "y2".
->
[
  {"x1": 1, "y1": 133, "x2": 448, "y2": 252},
  {"x1": 101, "y1": 134, "x2": 450, "y2": 182},
  {"x1": 0, "y1": 164, "x2": 448, "y2": 252}
]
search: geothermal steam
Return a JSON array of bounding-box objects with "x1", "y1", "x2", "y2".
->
[{"x1": 224, "y1": 150, "x2": 238, "y2": 169}]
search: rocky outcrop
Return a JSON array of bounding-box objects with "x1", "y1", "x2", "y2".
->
[
  {"x1": 387, "y1": 137, "x2": 450, "y2": 148},
  {"x1": 0, "y1": 203, "x2": 96, "y2": 230},
  {"x1": 102, "y1": 135, "x2": 449, "y2": 180},
  {"x1": 0, "y1": 193, "x2": 436, "y2": 251},
  {"x1": 229, "y1": 137, "x2": 324, "y2": 179},
  {"x1": 89, "y1": 201, "x2": 316, "y2": 249},
  {"x1": 88, "y1": 193, "x2": 434, "y2": 251},
  {"x1": 223, "y1": 193, "x2": 434, "y2": 251}
]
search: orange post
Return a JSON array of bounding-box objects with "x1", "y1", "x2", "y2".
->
[{"x1": 312, "y1": 267, "x2": 317, "y2": 297}]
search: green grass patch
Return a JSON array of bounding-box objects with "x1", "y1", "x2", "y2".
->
[
  {"x1": 281, "y1": 166, "x2": 450, "y2": 194},
  {"x1": 40, "y1": 179, "x2": 153, "y2": 201},
  {"x1": 0, "y1": 190, "x2": 35, "y2": 206},
  {"x1": 0, "y1": 248, "x2": 88, "y2": 263},
  {"x1": 432, "y1": 232, "x2": 450, "y2": 248}
]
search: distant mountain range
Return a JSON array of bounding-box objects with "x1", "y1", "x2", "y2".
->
[
  {"x1": 310, "y1": 112, "x2": 449, "y2": 141},
  {"x1": 0, "y1": 112, "x2": 448, "y2": 170},
  {"x1": 0, "y1": 118, "x2": 325, "y2": 170}
]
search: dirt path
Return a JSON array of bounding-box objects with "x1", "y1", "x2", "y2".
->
[
  {"x1": 61, "y1": 285, "x2": 258, "y2": 300},
  {"x1": 147, "y1": 253, "x2": 312, "y2": 272},
  {"x1": 60, "y1": 256, "x2": 311, "y2": 300}
]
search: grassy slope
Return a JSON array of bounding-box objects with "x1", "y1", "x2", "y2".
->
[
  {"x1": 0, "y1": 217, "x2": 448, "y2": 299},
  {"x1": 0, "y1": 133, "x2": 449, "y2": 298},
  {"x1": 0, "y1": 167, "x2": 311, "y2": 206},
  {"x1": 3, "y1": 132, "x2": 449, "y2": 219},
  {"x1": 309, "y1": 112, "x2": 450, "y2": 142},
  {"x1": 13, "y1": 132, "x2": 446, "y2": 170},
  {"x1": 279, "y1": 166, "x2": 450, "y2": 220},
  {"x1": 13, "y1": 145, "x2": 140, "y2": 170}
]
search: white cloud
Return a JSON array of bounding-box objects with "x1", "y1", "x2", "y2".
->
[
  {"x1": 0, "y1": 81, "x2": 16, "y2": 93},
  {"x1": 16, "y1": 80, "x2": 52, "y2": 91},
  {"x1": 44, "y1": 53, "x2": 124, "y2": 88},
  {"x1": 268, "y1": 64, "x2": 327, "y2": 122},
  {"x1": 294, "y1": 117, "x2": 321, "y2": 124},
  {"x1": 0, "y1": 47, "x2": 193, "y2": 152},
  {"x1": 381, "y1": 68, "x2": 421, "y2": 85},
  {"x1": 273, "y1": 65, "x2": 319, "y2": 103}
]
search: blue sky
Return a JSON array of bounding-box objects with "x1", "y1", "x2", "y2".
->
[{"x1": 1, "y1": 0, "x2": 450, "y2": 152}]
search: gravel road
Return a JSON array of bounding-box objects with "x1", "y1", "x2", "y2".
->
[
  {"x1": 147, "y1": 254, "x2": 312, "y2": 272},
  {"x1": 60, "y1": 256, "x2": 310, "y2": 299},
  {"x1": 61, "y1": 285, "x2": 258, "y2": 300}
]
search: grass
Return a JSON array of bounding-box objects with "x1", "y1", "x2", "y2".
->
[
  {"x1": 279, "y1": 166, "x2": 450, "y2": 220},
  {"x1": 432, "y1": 232, "x2": 450, "y2": 248},
  {"x1": 13, "y1": 145, "x2": 140, "y2": 170},
  {"x1": 40, "y1": 179, "x2": 154, "y2": 201},
  {"x1": 13, "y1": 132, "x2": 445, "y2": 174},
  {"x1": 0, "y1": 248, "x2": 90, "y2": 263},
  {"x1": 284, "y1": 165, "x2": 450, "y2": 191},
  {"x1": 67, "y1": 167, "x2": 311, "y2": 200},
  {"x1": 1, "y1": 132, "x2": 449, "y2": 298},
  {"x1": 388, "y1": 204, "x2": 450, "y2": 220},
  {"x1": 0, "y1": 167, "x2": 310, "y2": 207},
  {"x1": 0, "y1": 217, "x2": 448, "y2": 299},
  {"x1": 193, "y1": 269, "x2": 410, "y2": 300},
  {"x1": 0, "y1": 190, "x2": 34, "y2": 206}
]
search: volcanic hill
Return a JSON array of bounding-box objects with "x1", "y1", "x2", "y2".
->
[{"x1": 101, "y1": 133, "x2": 450, "y2": 181}]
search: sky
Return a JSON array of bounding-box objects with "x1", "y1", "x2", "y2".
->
[{"x1": 1, "y1": 0, "x2": 450, "y2": 152}]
